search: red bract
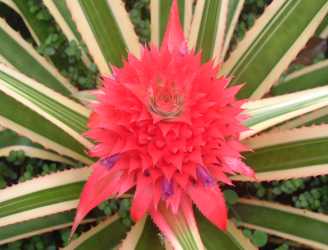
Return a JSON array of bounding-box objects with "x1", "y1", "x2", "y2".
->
[{"x1": 72, "y1": 0, "x2": 254, "y2": 243}]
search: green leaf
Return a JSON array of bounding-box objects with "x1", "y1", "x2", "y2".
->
[
  {"x1": 63, "y1": 215, "x2": 129, "y2": 250},
  {"x1": 0, "y1": 129, "x2": 40, "y2": 149},
  {"x1": 0, "y1": 211, "x2": 100, "y2": 245},
  {"x1": 0, "y1": 168, "x2": 92, "y2": 239},
  {"x1": 10, "y1": 0, "x2": 50, "y2": 44},
  {"x1": 150, "y1": 0, "x2": 192, "y2": 47},
  {"x1": 197, "y1": 213, "x2": 258, "y2": 250},
  {"x1": 237, "y1": 125, "x2": 328, "y2": 182},
  {"x1": 0, "y1": 181, "x2": 83, "y2": 219},
  {"x1": 44, "y1": 0, "x2": 82, "y2": 42},
  {"x1": 73, "y1": 90, "x2": 97, "y2": 106},
  {"x1": 135, "y1": 218, "x2": 163, "y2": 250},
  {"x1": 223, "y1": 189, "x2": 239, "y2": 205},
  {"x1": 222, "y1": 0, "x2": 245, "y2": 58},
  {"x1": 269, "y1": 106, "x2": 328, "y2": 131},
  {"x1": 5, "y1": 0, "x2": 79, "y2": 70},
  {"x1": 189, "y1": 0, "x2": 228, "y2": 63},
  {"x1": 0, "y1": 18, "x2": 75, "y2": 95},
  {"x1": 66, "y1": 0, "x2": 140, "y2": 74},
  {"x1": 0, "y1": 129, "x2": 74, "y2": 165},
  {"x1": 243, "y1": 86, "x2": 328, "y2": 139},
  {"x1": 0, "y1": 64, "x2": 93, "y2": 163},
  {"x1": 222, "y1": 0, "x2": 328, "y2": 99},
  {"x1": 235, "y1": 199, "x2": 328, "y2": 249},
  {"x1": 272, "y1": 60, "x2": 328, "y2": 95},
  {"x1": 42, "y1": 0, "x2": 92, "y2": 66},
  {"x1": 316, "y1": 14, "x2": 328, "y2": 39},
  {"x1": 119, "y1": 217, "x2": 163, "y2": 250},
  {"x1": 303, "y1": 108, "x2": 328, "y2": 127}
]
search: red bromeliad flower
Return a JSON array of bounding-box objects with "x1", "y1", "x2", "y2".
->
[{"x1": 73, "y1": 0, "x2": 254, "y2": 247}]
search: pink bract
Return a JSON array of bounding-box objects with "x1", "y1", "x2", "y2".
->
[{"x1": 72, "y1": 0, "x2": 254, "y2": 243}]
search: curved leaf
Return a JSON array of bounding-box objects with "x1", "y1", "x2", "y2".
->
[
  {"x1": 189, "y1": 0, "x2": 228, "y2": 63},
  {"x1": 119, "y1": 218, "x2": 158, "y2": 250},
  {"x1": 242, "y1": 86, "x2": 328, "y2": 139},
  {"x1": 222, "y1": 0, "x2": 328, "y2": 99},
  {"x1": 73, "y1": 90, "x2": 97, "y2": 106},
  {"x1": 235, "y1": 199, "x2": 328, "y2": 249},
  {"x1": 197, "y1": 214, "x2": 257, "y2": 250},
  {"x1": 316, "y1": 14, "x2": 328, "y2": 39},
  {"x1": 63, "y1": 215, "x2": 129, "y2": 250},
  {"x1": 0, "y1": 210, "x2": 99, "y2": 245},
  {"x1": 42, "y1": 0, "x2": 92, "y2": 66},
  {"x1": 135, "y1": 218, "x2": 164, "y2": 250},
  {"x1": 4, "y1": 0, "x2": 49, "y2": 44},
  {"x1": 0, "y1": 64, "x2": 93, "y2": 163},
  {"x1": 0, "y1": 129, "x2": 75, "y2": 165},
  {"x1": 270, "y1": 106, "x2": 328, "y2": 131},
  {"x1": 272, "y1": 60, "x2": 328, "y2": 95},
  {"x1": 66, "y1": 0, "x2": 140, "y2": 74},
  {"x1": 221, "y1": 0, "x2": 245, "y2": 59},
  {"x1": 3, "y1": 0, "x2": 83, "y2": 70},
  {"x1": 0, "y1": 168, "x2": 90, "y2": 224},
  {"x1": 0, "y1": 18, "x2": 75, "y2": 95},
  {"x1": 0, "y1": 168, "x2": 103, "y2": 244},
  {"x1": 236, "y1": 126, "x2": 328, "y2": 181}
]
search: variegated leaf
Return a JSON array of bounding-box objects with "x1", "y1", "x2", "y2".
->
[
  {"x1": 272, "y1": 60, "x2": 328, "y2": 95},
  {"x1": 222, "y1": 0, "x2": 328, "y2": 99},
  {"x1": 0, "y1": 64, "x2": 92, "y2": 163},
  {"x1": 242, "y1": 86, "x2": 328, "y2": 139},
  {"x1": 0, "y1": 168, "x2": 90, "y2": 229},
  {"x1": 189, "y1": 0, "x2": 228, "y2": 63},
  {"x1": 197, "y1": 213, "x2": 258, "y2": 250},
  {"x1": 1, "y1": 0, "x2": 49, "y2": 44},
  {"x1": 235, "y1": 199, "x2": 328, "y2": 249},
  {"x1": 63, "y1": 214, "x2": 129, "y2": 250},
  {"x1": 0, "y1": 129, "x2": 74, "y2": 165},
  {"x1": 66, "y1": 0, "x2": 140, "y2": 75},
  {"x1": 316, "y1": 14, "x2": 328, "y2": 39},
  {"x1": 221, "y1": 0, "x2": 245, "y2": 59},
  {"x1": 42, "y1": 0, "x2": 92, "y2": 67},
  {"x1": 236, "y1": 126, "x2": 328, "y2": 182},
  {"x1": 0, "y1": 18, "x2": 75, "y2": 95},
  {"x1": 0, "y1": 210, "x2": 99, "y2": 245}
]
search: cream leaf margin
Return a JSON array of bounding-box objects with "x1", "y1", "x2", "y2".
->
[
  {"x1": 221, "y1": 0, "x2": 245, "y2": 59},
  {"x1": 238, "y1": 199, "x2": 328, "y2": 250},
  {"x1": 66, "y1": 0, "x2": 111, "y2": 75},
  {"x1": 0, "y1": 116, "x2": 92, "y2": 164},
  {"x1": 118, "y1": 217, "x2": 146, "y2": 250},
  {"x1": 0, "y1": 167, "x2": 90, "y2": 203},
  {"x1": 0, "y1": 19, "x2": 76, "y2": 94},
  {"x1": 0, "y1": 64, "x2": 93, "y2": 149},
  {"x1": 0, "y1": 0, "x2": 40, "y2": 44},
  {"x1": 62, "y1": 214, "x2": 120, "y2": 250},
  {"x1": 42, "y1": 0, "x2": 92, "y2": 66},
  {"x1": 0, "y1": 145, "x2": 75, "y2": 165}
]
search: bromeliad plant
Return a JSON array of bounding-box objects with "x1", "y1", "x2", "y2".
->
[{"x1": 0, "y1": 0, "x2": 328, "y2": 249}]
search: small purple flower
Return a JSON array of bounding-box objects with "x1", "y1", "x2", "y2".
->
[
  {"x1": 100, "y1": 153, "x2": 121, "y2": 170},
  {"x1": 196, "y1": 165, "x2": 215, "y2": 187},
  {"x1": 162, "y1": 178, "x2": 174, "y2": 199}
]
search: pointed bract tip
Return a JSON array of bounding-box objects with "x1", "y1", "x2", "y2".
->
[{"x1": 161, "y1": 0, "x2": 186, "y2": 53}]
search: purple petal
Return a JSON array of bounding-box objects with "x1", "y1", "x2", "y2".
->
[
  {"x1": 162, "y1": 178, "x2": 174, "y2": 199},
  {"x1": 196, "y1": 165, "x2": 215, "y2": 187},
  {"x1": 100, "y1": 153, "x2": 121, "y2": 170}
]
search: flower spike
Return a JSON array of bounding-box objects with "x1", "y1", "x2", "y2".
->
[
  {"x1": 161, "y1": 0, "x2": 185, "y2": 53},
  {"x1": 73, "y1": 0, "x2": 254, "y2": 247}
]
